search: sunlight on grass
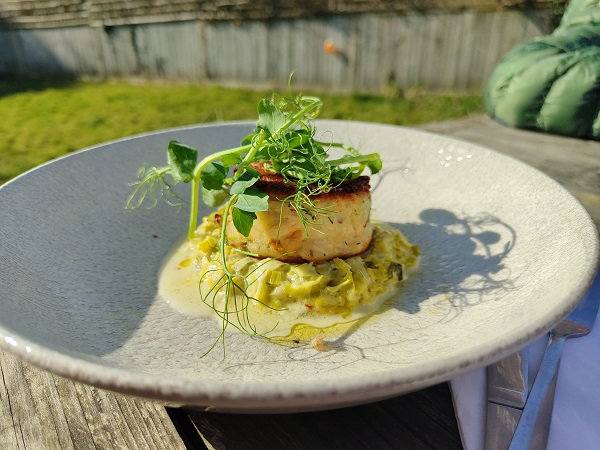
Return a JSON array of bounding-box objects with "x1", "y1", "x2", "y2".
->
[{"x1": 0, "y1": 79, "x2": 482, "y2": 183}]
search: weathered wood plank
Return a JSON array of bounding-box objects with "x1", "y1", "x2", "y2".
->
[
  {"x1": 0, "y1": 349, "x2": 189, "y2": 450},
  {"x1": 169, "y1": 383, "x2": 462, "y2": 450},
  {"x1": 0, "y1": 0, "x2": 558, "y2": 30},
  {"x1": 133, "y1": 21, "x2": 204, "y2": 81},
  {"x1": 1, "y1": 349, "x2": 57, "y2": 450},
  {"x1": 0, "y1": 356, "x2": 20, "y2": 449}
]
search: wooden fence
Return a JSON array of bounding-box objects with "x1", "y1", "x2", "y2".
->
[{"x1": 0, "y1": 9, "x2": 551, "y2": 91}]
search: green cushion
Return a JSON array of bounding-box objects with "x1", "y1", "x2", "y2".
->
[{"x1": 484, "y1": 0, "x2": 600, "y2": 139}]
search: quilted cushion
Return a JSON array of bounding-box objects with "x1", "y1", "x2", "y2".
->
[{"x1": 484, "y1": 0, "x2": 600, "y2": 139}]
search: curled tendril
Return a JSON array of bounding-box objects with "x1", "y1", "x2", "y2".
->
[
  {"x1": 198, "y1": 256, "x2": 284, "y2": 357},
  {"x1": 125, "y1": 165, "x2": 184, "y2": 211}
]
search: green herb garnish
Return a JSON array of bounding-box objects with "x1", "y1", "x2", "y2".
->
[{"x1": 126, "y1": 92, "x2": 381, "y2": 353}]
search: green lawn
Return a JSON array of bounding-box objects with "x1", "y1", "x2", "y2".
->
[{"x1": 0, "y1": 79, "x2": 482, "y2": 184}]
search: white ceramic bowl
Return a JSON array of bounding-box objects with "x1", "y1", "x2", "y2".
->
[{"x1": 0, "y1": 121, "x2": 598, "y2": 412}]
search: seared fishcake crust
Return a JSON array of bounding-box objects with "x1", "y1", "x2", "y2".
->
[
  {"x1": 226, "y1": 164, "x2": 373, "y2": 263},
  {"x1": 253, "y1": 164, "x2": 371, "y2": 200}
]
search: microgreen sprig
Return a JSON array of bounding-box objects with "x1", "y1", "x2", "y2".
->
[
  {"x1": 126, "y1": 92, "x2": 382, "y2": 349},
  {"x1": 127, "y1": 94, "x2": 381, "y2": 240}
]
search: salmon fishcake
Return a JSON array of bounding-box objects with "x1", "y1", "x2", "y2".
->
[{"x1": 225, "y1": 164, "x2": 372, "y2": 263}]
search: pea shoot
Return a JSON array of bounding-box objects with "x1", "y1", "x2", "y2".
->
[{"x1": 126, "y1": 92, "x2": 382, "y2": 352}]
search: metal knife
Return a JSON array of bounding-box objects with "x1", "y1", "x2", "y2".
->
[{"x1": 485, "y1": 349, "x2": 529, "y2": 450}]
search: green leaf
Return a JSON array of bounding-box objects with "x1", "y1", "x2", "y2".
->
[
  {"x1": 241, "y1": 133, "x2": 255, "y2": 146},
  {"x1": 221, "y1": 153, "x2": 243, "y2": 168},
  {"x1": 285, "y1": 130, "x2": 310, "y2": 149},
  {"x1": 200, "y1": 162, "x2": 227, "y2": 190},
  {"x1": 234, "y1": 188, "x2": 269, "y2": 212},
  {"x1": 231, "y1": 208, "x2": 257, "y2": 237},
  {"x1": 167, "y1": 141, "x2": 198, "y2": 183},
  {"x1": 230, "y1": 168, "x2": 260, "y2": 195},
  {"x1": 257, "y1": 99, "x2": 286, "y2": 136},
  {"x1": 202, "y1": 187, "x2": 229, "y2": 207}
]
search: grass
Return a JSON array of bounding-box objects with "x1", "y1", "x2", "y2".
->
[{"x1": 0, "y1": 78, "x2": 483, "y2": 184}]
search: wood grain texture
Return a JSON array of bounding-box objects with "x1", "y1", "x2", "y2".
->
[
  {"x1": 0, "y1": 10, "x2": 550, "y2": 90},
  {"x1": 0, "y1": 0, "x2": 557, "y2": 29},
  {"x1": 0, "y1": 350, "x2": 189, "y2": 450},
  {"x1": 170, "y1": 383, "x2": 462, "y2": 450}
]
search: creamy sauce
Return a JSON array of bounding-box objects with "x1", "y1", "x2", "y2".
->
[{"x1": 158, "y1": 212, "x2": 419, "y2": 338}]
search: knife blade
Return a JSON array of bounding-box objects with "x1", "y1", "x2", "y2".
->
[{"x1": 485, "y1": 349, "x2": 529, "y2": 450}]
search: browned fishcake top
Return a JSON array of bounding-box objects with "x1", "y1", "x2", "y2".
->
[{"x1": 251, "y1": 162, "x2": 371, "y2": 200}]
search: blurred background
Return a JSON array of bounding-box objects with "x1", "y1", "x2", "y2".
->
[{"x1": 0, "y1": 0, "x2": 567, "y2": 184}]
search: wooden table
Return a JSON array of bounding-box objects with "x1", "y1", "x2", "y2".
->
[{"x1": 2, "y1": 115, "x2": 599, "y2": 449}]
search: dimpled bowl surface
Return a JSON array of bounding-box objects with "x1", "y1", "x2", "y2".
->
[{"x1": 0, "y1": 121, "x2": 598, "y2": 412}]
